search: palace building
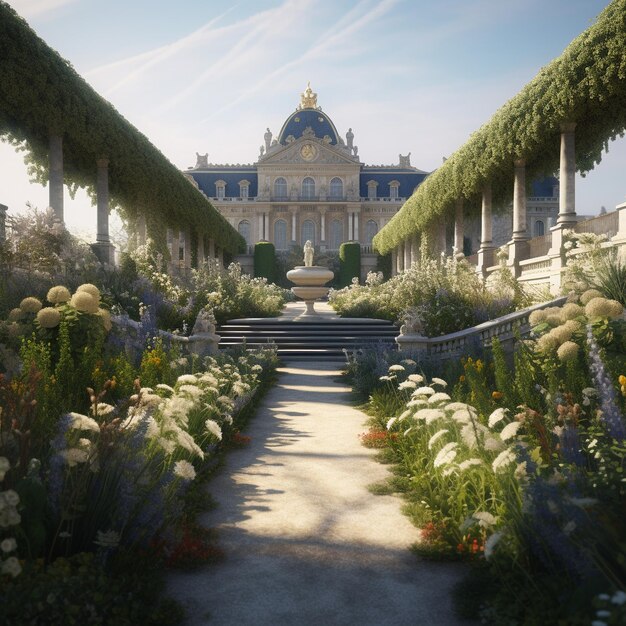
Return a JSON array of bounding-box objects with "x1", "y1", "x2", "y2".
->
[{"x1": 184, "y1": 84, "x2": 428, "y2": 260}]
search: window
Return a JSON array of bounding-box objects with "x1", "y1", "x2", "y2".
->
[
  {"x1": 330, "y1": 219, "x2": 343, "y2": 250},
  {"x1": 534, "y1": 220, "x2": 545, "y2": 237},
  {"x1": 215, "y1": 179, "x2": 226, "y2": 199},
  {"x1": 329, "y1": 177, "x2": 343, "y2": 200},
  {"x1": 367, "y1": 180, "x2": 378, "y2": 199},
  {"x1": 238, "y1": 220, "x2": 251, "y2": 245},
  {"x1": 239, "y1": 180, "x2": 250, "y2": 199},
  {"x1": 302, "y1": 177, "x2": 315, "y2": 199},
  {"x1": 365, "y1": 220, "x2": 378, "y2": 244},
  {"x1": 389, "y1": 181, "x2": 400, "y2": 199},
  {"x1": 274, "y1": 177, "x2": 287, "y2": 199},
  {"x1": 274, "y1": 219, "x2": 287, "y2": 250},
  {"x1": 301, "y1": 219, "x2": 315, "y2": 245}
]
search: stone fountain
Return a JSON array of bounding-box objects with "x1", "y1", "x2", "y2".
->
[{"x1": 286, "y1": 240, "x2": 334, "y2": 318}]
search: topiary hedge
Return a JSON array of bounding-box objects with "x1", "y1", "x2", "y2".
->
[
  {"x1": 339, "y1": 242, "x2": 361, "y2": 287},
  {"x1": 254, "y1": 241, "x2": 276, "y2": 283}
]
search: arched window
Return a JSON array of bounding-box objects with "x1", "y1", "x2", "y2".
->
[
  {"x1": 329, "y1": 177, "x2": 343, "y2": 200},
  {"x1": 534, "y1": 220, "x2": 545, "y2": 237},
  {"x1": 365, "y1": 220, "x2": 378, "y2": 244},
  {"x1": 301, "y1": 219, "x2": 315, "y2": 245},
  {"x1": 274, "y1": 177, "x2": 287, "y2": 199},
  {"x1": 389, "y1": 180, "x2": 400, "y2": 199},
  {"x1": 238, "y1": 220, "x2": 251, "y2": 245},
  {"x1": 302, "y1": 177, "x2": 315, "y2": 199},
  {"x1": 274, "y1": 219, "x2": 287, "y2": 250},
  {"x1": 330, "y1": 219, "x2": 343, "y2": 250}
]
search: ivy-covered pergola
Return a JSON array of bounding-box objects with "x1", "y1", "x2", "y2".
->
[
  {"x1": 374, "y1": 0, "x2": 626, "y2": 276},
  {"x1": 0, "y1": 1, "x2": 244, "y2": 264}
]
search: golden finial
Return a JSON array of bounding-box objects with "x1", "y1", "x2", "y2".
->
[{"x1": 298, "y1": 81, "x2": 319, "y2": 110}]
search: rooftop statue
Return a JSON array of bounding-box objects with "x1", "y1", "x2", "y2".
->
[
  {"x1": 298, "y1": 82, "x2": 320, "y2": 111},
  {"x1": 346, "y1": 128, "x2": 354, "y2": 149},
  {"x1": 195, "y1": 152, "x2": 209, "y2": 168},
  {"x1": 399, "y1": 152, "x2": 412, "y2": 168},
  {"x1": 303, "y1": 240, "x2": 314, "y2": 267},
  {"x1": 264, "y1": 128, "x2": 272, "y2": 152}
]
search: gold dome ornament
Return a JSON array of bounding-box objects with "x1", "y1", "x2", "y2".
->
[
  {"x1": 298, "y1": 82, "x2": 320, "y2": 110},
  {"x1": 300, "y1": 143, "x2": 318, "y2": 161}
]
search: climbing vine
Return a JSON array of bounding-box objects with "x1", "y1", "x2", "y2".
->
[
  {"x1": 374, "y1": 0, "x2": 626, "y2": 254},
  {"x1": 0, "y1": 2, "x2": 245, "y2": 254}
]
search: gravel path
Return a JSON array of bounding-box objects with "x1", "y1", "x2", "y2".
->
[{"x1": 168, "y1": 362, "x2": 472, "y2": 625}]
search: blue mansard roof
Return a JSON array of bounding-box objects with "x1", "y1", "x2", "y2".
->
[
  {"x1": 277, "y1": 109, "x2": 340, "y2": 145},
  {"x1": 188, "y1": 168, "x2": 258, "y2": 198},
  {"x1": 531, "y1": 176, "x2": 559, "y2": 198},
  {"x1": 360, "y1": 167, "x2": 428, "y2": 198}
]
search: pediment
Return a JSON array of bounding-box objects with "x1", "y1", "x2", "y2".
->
[{"x1": 261, "y1": 138, "x2": 356, "y2": 166}]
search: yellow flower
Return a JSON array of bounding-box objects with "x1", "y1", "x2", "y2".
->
[
  {"x1": 492, "y1": 391, "x2": 503, "y2": 400},
  {"x1": 619, "y1": 375, "x2": 626, "y2": 386},
  {"x1": 47, "y1": 285, "x2": 71, "y2": 304},
  {"x1": 36, "y1": 307, "x2": 61, "y2": 329},
  {"x1": 19, "y1": 297, "x2": 42, "y2": 313}
]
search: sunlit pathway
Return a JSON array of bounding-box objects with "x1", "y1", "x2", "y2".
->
[{"x1": 168, "y1": 362, "x2": 472, "y2": 625}]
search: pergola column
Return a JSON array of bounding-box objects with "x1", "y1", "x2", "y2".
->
[
  {"x1": 397, "y1": 242, "x2": 405, "y2": 272},
  {"x1": 391, "y1": 248, "x2": 398, "y2": 276},
  {"x1": 477, "y1": 185, "x2": 495, "y2": 277},
  {"x1": 184, "y1": 228, "x2": 192, "y2": 269},
  {"x1": 557, "y1": 122, "x2": 577, "y2": 227},
  {"x1": 410, "y1": 234, "x2": 419, "y2": 267},
  {"x1": 91, "y1": 158, "x2": 115, "y2": 265},
  {"x1": 217, "y1": 246, "x2": 224, "y2": 268},
  {"x1": 49, "y1": 134, "x2": 64, "y2": 223},
  {"x1": 197, "y1": 234, "x2": 205, "y2": 265},
  {"x1": 137, "y1": 214, "x2": 147, "y2": 246},
  {"x1": 508, "y1": 158, "x2": 530, "y2": 273},
  {"x1": 208, "y1": 238, "x2": 216, "y2": 259},
  {"x1": 454, "y1": 197, "x2": 464, "y2": 255},
  {"x1": 403, "y1": 237, "x2": 411, "y2": 269}
]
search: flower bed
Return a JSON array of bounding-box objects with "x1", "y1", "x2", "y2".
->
[{"x1": 350, "y1": 293, "x2": 626, "y2": 624}]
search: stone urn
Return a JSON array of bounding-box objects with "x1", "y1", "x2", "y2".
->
[{"x1": 287, "y1": 265, "x2": 334, "y2": 317}]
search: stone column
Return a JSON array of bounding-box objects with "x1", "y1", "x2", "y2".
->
[
  {"x1": 184, "y1": 229, "x2": 192, "y2": 269},
  {"x1": 320, "y1": 208, "x2": 327, "y2": 244},
  {"x1": 508, "y1": 159, "x2": 529, "y2": 273},
  {"x1": 404, "y1": 237, "x2": 411, "y2": 269},
  {"x1": 410, "y1": 234, "x2": 419, "y2": 267},
  {"x1": 391, "y1": 248, "x2": 398, "y2": 276},
  {"x1": 454, "y1": 197, "x2": 464, "y2": 255},
  {"x1": 48, "y1": 134, "x2": 65, "y2": 223},
  {"x1": 258, "y1": 213, "x2": 265, "y2": 240},
  {"x1": 264, "y1": 213, "x2": 270, "y2": 242},
  {"x1": 557, "y1": 122, "x2": 577, "y2": 227},
  {"x1": 354, "y1": 210, "x2": 360, "y2": 242},
  {"x1": 137, "y1": 214, "x2": 147, "y2": 246},
  {"x1": 217, "y1": 246, "x2": 224, "y2": 267},
  {"x1": 197, "y1": 234, "x2": 205, "y2": 265},
  {"x1": 0, "y1": 204, "x2": 7, "y2": 242},
  {"x1": 290, "y1": 208, "x2": 297, "y2": 243},
  {"x1": 348, "y1": 212, "x2": 354, "y2": 240},
  {"x1": 208, "y1": 238, "x2": 216, "y2": 259},
  {"x1": 397, "y1": 242, "x2": 405, "y2": 272},
  {"x1": 438, "y1": 221, "x2": 447, "y2": 256},
  {"x1": 477, "y1": 185, "x2": 495, "y2": 277},
  {"x1": 91, "y1": 158, "x2": 115, "y2": 265}
]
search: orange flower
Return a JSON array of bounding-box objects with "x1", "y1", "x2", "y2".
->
[{"x1": 492, "y1": 391, "x2": 503, "y2": 401}]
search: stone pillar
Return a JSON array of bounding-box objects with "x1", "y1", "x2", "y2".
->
[
  {"x1": 410, "y1": 234, "x2": 419, "y2": 267},
  {"x1": 348, "y1": 212, "x2": 354, "y2": 240},
  {"x1": 208, "y1": 238, "x2": 216, "y2": 259},
  {"x1": 137, "y1": 214, "x2": 147, "y2": 246},
  {"x1": 49, "y1": 134, "x2": 64, "y2": 223},
  {"x1": 320, "y1": 208, "x2": 326, "y2": 244},
  {"x1": 217, "y1": 246, "x2": 224, "y2": 267},
  {"x1": 397, "y1": 242, "x2": 405, "y2": 272},
  {"x1": 290, "y1": 208, "x2": 297, "y2": 243},
  {"x1": 557, "y1": 122, "x2": 577, "y2": 227},
  {"x1": 197, "y1": 234, "x2": 205, "y2": 265},
  {"x1": 508, "y1": 159, "x2": 529, "y2": 273},
  {"x1": 91, "y1": 158, "x2": 115, "y2": 265},
  {"x1": 454, "y1": 197, "x2": 464, "y2": 255},
  {"x1": 354, "y1": 211, "x2": 360, "y2": 242},
  {"x1": 264, "y1": 213, "x2": 270, "y2": 241},
  {"x1": 391, "y1": 248, "x2": 398, "y2": 276},
  {"x1": 184, "y1": 229, "x2": 192, "y2": 268},
  {"x1": 404, "y1": 238, "x2": 411, "y2": 269},
  {"x1": 0, "y1": 204, "x2": 7, "y2": 242},
  {"x1": 438, "y1": 221, "x2": 447, "y2": 256},
  {"x1": 477, "y1": 185, "x2": 495, "y2": 277},
  {"x1": 258, "y1": 213, "x2": 265, "y2": 240}
]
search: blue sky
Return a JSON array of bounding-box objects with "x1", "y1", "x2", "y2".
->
[{"x1": 2, "y1": 0, "x2": 624, "y2": 238}]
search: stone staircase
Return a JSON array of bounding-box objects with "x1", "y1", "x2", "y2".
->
[{"x1": 216, "y1": 317, "x2": 399, "y2": 361}]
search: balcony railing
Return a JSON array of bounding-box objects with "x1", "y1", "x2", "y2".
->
[
  {"x1": 574, "y1": 211, "x2": 619, "y2": 238},
  {"x1": 528, "y1": 233, "x2": 552, "y2": 257}
]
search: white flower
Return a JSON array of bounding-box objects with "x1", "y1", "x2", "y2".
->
[
  {"x1": 473, "y1": 511, "x2": 497, "y2": 528},
  {"x1": 1, "y1": 556, "x2": 21, "y2": 577},
  {"x1": 442, "y1": 466, "x2": 457, "y2": 477},
  {"x1": 386, "y1": 417, "x2": 397, "y2": 430},
  {"x1": 94, "y1": 530, "x2": 121, "y2": 549},
  {"x1": 60, "y1": 448, "x2": 90, "y2": 467},
  {"x1": 451, "y1": 408, "x2": 474, "y2": 424},
  {"x1": 431, "y1": 377, "x2": 447, "y2": 388},
  {"x1": 434, "y1": 442, "x2": 458, "y2": 468},
  {"x1": 68, "y1": 412, "x2": 100, "y2": 433},
  {"x1": 2, "y1": 491, "x2": 19, "y2": 507},
  {"x1": 156, "y1": 384, "x2": 175, "y2": 394},
  {"x1": 484, "y1": 437, "x2": 504, "y2": 452},
  {"x1": 173, "y1": 460, "x2": 197, "y2": 481},
  {"x1": 446, "y1": 402, "x2": 473, "y2": 411},
  {"x1": 488, "y1": 408, "x2": 508, "y2": 428},
  {"x1": 499, "y1": 421, "x2": 522, "y2": 442},
  {"x1": 492, "y1": 448, "x2": 516, "y2": 472},
  {"x1": 90, "y1": 403, "x2": 115, "y2": 417},
  {"x1": 461, "y1": 422, "x2": 488, "y2": 449},
  {"x1": 458, "y1": 458, "x2": 483, "y2": 471},
  {"x1": 205, "y1": 419, "x2": 223, "y2": 440},
  {"x1": 414, "y1": 408, "x2": 445, "y2": 424},
  {"x1": 408, "y1": 374, "x2": 424, "y2": 383},
  {"x1": 413, "y1": 386, "x2": 435, "y2": 396},
  {"x1": 611, "y1": 590, "x2": 626, "y2": 605},
  {"x1": 563, "y1": 521, "x2": 576, "y2": 535},
  {"x1": 400, "y1": 359, "x2": 416, "y2": 366},
  {"x1": 389, "y1": 364, "x2": 405, "y2": 372},
  {"x1": 398, "y1": 380, "x2": 417, "y2": 390},
  {"x1": 484, "y1": 531, "x2": 503, "y2": 560},
  {"x1": 428, "y1": 392, "x2": 451, "y2": 404},
  {"x1": 178, "y1": 384, "x2": 203, "y2": 399},
  {"x1": 0, "y1": 538, "x2": 17, "y2": 552},
  {"x1": 177, "y1": 374, "x2": 198, "y2": 385},
  {"x1": 428, "y1": 429, "x2": 449, "y2": 450}
]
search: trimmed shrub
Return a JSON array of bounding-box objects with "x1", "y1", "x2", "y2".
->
[
  {"x1": 339, "y1": 242, "x2": 361, "y2": 287},
  {"x1": 254, "y1": 242, "x2": 276, "y2": 283}
]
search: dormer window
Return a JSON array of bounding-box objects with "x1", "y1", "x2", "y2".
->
[
  {"x1": 389, "y1": 180, "x2": 400, "y2": 199},
  {"x1": 215, "y1": 179, "x2": 226, "y2": 199},
  {"x1": 367, "y1": 180, "x2": 378, "y2": 199},
  {"x1": 239, "y1": 180, "x2": 250, "y2": 199}
]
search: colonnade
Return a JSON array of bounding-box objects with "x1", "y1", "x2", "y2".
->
[{"x1": 389, "y1": 123, "x2": 578, "y2": 278}]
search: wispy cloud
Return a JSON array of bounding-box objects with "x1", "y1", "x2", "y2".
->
[{"x1": 8, "y1": 0, "x2": 77, "y2": 19}]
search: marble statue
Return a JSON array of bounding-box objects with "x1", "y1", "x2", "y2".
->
[
  {"x1": 195, "y1": 152, "x2": 209, "y2": 168},
  {"x1": 303, "y1": 240, "x2": 314, "y2": 267},
  {"x1": 259, "y1": 145, "x2": 265, "y2": 157},
  {"x1": 346, "y1": 127, "x2": 354, "y2": 149},
  {"x1": 399, "y1": 152, "x2": 412, "y2": 168},
  {"x1": 264, "y1": 128, "x2": 272, "y2": 152},
  {"x1": 191, "y1": 307, "x2": 216, "y2": 335}
]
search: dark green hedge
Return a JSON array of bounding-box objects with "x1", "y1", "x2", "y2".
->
[
  {"x1": 339, "y1": 242, "x2": 361, "y2": 287},
  {"x1": 0, "y1": 2, "x2": 244, "y2": 254},
  {"x1": 374, "y1": 0, "x2": 626, "y2": 254},
  {"x1": 254, "y1": 241, "x2": 276, "y2": 282}
]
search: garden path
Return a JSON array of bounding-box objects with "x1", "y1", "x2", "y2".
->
[{"x1": 168, "y1": 360, "x2": 472, "y2": 625}]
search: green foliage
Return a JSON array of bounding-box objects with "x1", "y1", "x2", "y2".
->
[
  {"x1": 338, "y1": 242, "x2": 361, "y2": 287},
  {"x1": 593, "y1": 253, "x2": 626, "y2": 306},
  {"x1": 374, "y1": 0, "x2": 626, "y2": 253},
  {"x1": 254, "y1": 241, "x2": 276, "y2": 283},
  {"x1": 0, "y1": 3, "x2": 243, "y2": 254},
  {"x1": 376, "y1": 253, "x2": 392, "y2": 280}
]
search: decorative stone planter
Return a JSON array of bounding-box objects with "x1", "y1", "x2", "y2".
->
[{"x1": 287, "y1": 265, "x2": 334, "y2": 318}]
